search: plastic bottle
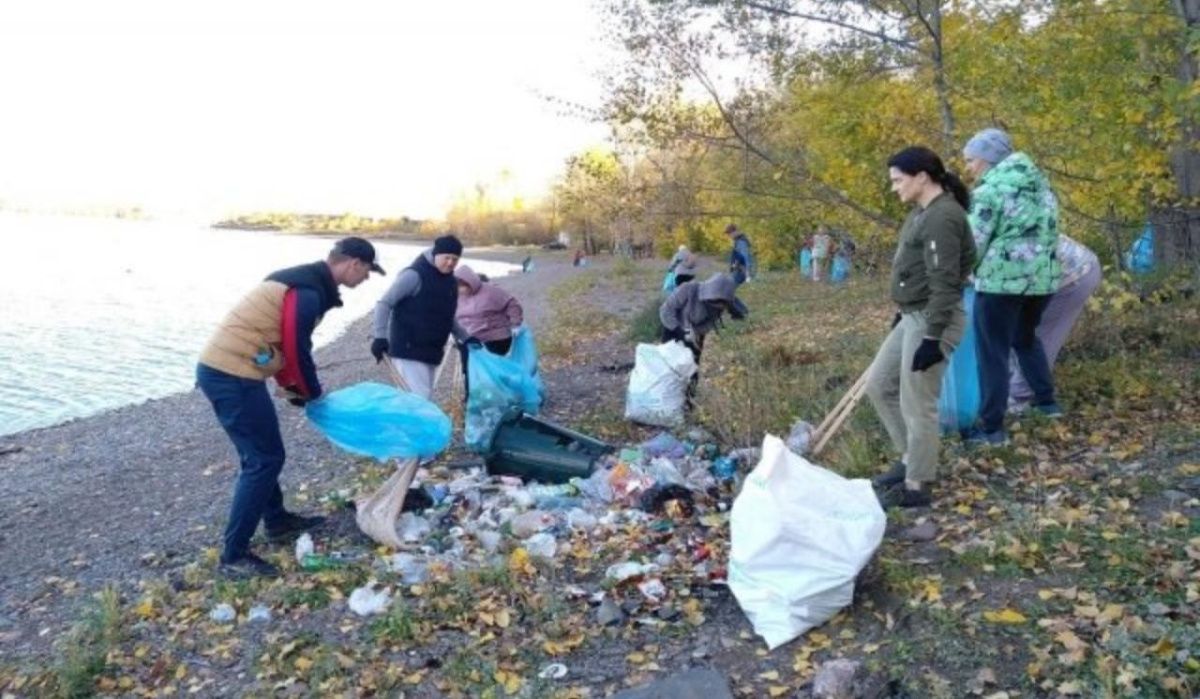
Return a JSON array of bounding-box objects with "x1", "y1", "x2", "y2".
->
[
  {"x1": 526, "y1": 483, "x2": 579, "y2": 500},
  {"x1": 300, "y1": 553, "x2": 343, "y2": 571}
]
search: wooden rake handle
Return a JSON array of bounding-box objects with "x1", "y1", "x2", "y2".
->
[
  {"x1": 810, "y1": 368, "x2": 870, "y2": 457},
  {"x1": 382, "y1": 357, "x2": 412, "y2": 393}
]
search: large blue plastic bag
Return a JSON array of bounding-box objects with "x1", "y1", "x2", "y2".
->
[
  {"x1": 799, "y1": 249, "x2": 812, "y2": 277},
  {"x1": 465, "y1": 342, "x2": 544, "y2": 452},
  {"x1": 938, "y1": 288, "x2": 980, "y2": 434},
  {"x1": 507, "y1": 327, "x2": 543, "y2": 390},
  {"x1": 831, "y1": 255, "x2": 850, "y2": 283},
  {"x1": 662, "y1": 270, "x2": 677, "y2": 293},
  {"x1": 306, "y1": 382, "x2": 452, "y2": 460}
]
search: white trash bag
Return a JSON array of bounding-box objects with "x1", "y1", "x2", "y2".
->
[
  {"x1": 624, "y1": 341, "x2": 697, "y2": 427},
  {"x1": 728, "y1": 434, "x2": 886, "y2": 649}
]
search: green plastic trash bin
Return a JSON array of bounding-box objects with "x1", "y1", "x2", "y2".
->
[{"x1": 484, "y1": 409, "x2": 614, "y2": 483}]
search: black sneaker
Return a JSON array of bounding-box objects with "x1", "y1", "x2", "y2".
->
[
  {"x1": 879, "y1": 484, "x2": 932, "y2": 509},
  {"x1": 871, "y1": 462, "x2": 907, "y2": 489},
  {"x1": 219, "y1": 552, "x2": 280, "y2": 579},
  {"x1": 264, "y1": 512, "x2": 326, "y2": 543}
]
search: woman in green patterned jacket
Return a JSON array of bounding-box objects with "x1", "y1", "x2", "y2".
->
[{"x1": 963, "y1": 128, "x2": 1062, "y2": 447}]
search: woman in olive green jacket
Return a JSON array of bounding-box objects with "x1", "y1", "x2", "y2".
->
[{"x1": 866, "y1": 146, "x2": 976, "y2": 509}]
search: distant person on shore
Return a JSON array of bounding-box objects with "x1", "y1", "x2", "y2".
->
[
  {"x1": 371, "y1": 235, "x2": 471, "y2": 399},
  {"x1": 866, "y1": 147, "x2": 975, "y2": 509},
  {"x1": 454, "y1": 264, "x2": 524, "y2": 399},
  {"x1": 521, "y1": 255, "x2": 534, "y2": 273},
  {"x1": 196, "y1": 237, "x2": 385, "y2": 578},
  {"x1": 659, "y1": 272, "x2": 748, "y2": 404},
  {"x1": 811, "y1": 225, "x2": 832, "y2": 282},
  {"x1": 572, "y1": 249, "x2": 587, "y2": 267},
  {"x1": 725, "y1": 224, "x2": 755, "y2": 284}
]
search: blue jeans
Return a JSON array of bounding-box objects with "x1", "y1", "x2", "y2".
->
[
  {"x1": 973, "y1": 292, "x2": 1055, "y2": 432},
  {"x1": 196, "y1": 364, "x2": 287, "y2": 560}
]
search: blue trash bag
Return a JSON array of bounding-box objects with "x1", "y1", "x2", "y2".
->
[
  {"x1": 465, "y1": 339, "x2": 545, "y2": 452},
  {"x1": 662, "y1": 270, "x2": 677, "y2": 293},
  {"x1": 305, "y1": 382, "x2": 452, "y2": 460},
  {"x1": 1124, "y1": 224, "x2": 1154, "y2": 274},
  {"x1": 507, "y1": 327, "x2": 543, "y2": 389},
  {"x1": 799, "y1": 249, "x2": 812, "y2": 277},
  {"x1": 831, "y1": 255, "x2": 850, "y2": 283},
  {"x1": 938, "y1": 287, "x2": 980, "y2": 434}
]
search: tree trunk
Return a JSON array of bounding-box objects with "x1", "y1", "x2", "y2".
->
[
  {"x1": 1151, "y1": 0, "x2": 1200, "y2": 268},
  {"x1": 927, "y1": 3, "x2": 956, "y2": 152}
]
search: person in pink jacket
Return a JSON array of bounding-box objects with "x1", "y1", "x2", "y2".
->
[{"x1": 454, "y1": 264, "x2": 525, "y2": 398}]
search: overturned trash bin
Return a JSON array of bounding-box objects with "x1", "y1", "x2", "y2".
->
[{"x1": 485, "y1": 409, "x2": 614, "y2": 484}]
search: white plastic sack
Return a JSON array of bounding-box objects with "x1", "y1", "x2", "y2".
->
[
  {"x1": 624, "y1": 341, "x2": 697, "y2": 427},
  {"x1": 728, "y1": 434, "x2": 886, "y2": 649}
]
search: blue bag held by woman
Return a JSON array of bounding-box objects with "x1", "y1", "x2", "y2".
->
[
  {"x1": 306, "y1": 382, "x2": 452, "y2": 460},
  {"x1": 465, "y1": 328, "x2": 546, "y2": 452},
  {"x1": 937, "y1": 288, "x2": 980, "y2": 434},
  {"x1": 799, "y1": 248, "x2": 812, "y2": 277}
]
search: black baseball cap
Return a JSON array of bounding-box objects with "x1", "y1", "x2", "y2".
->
[{"x1": 333, "y1": 237, "x2": 385, "y2": 275}]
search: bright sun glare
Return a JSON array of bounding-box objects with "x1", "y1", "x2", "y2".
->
[{"x1": 0, "y1": 0, "x2": 612, "y2": 219}]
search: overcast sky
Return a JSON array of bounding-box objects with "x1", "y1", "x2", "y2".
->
[{"x1": 0, "y1": 1, "x2": 614, "y2": 219}]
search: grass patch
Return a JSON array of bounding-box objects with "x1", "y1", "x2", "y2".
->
[{"x1": 52, "y1": 587, "x2": 125, "y2": 698}]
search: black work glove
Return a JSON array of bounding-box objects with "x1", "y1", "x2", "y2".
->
[
  {"x1": 662, "y1": 326, "x2": 686, "y2": 344},
  {"x1": 370, "y1": 338, "x2": 389, "y2": 363},
  {"x1": 287, "y1": 397, "x2": 308, "y2": 408},
  {"x1": 911, "y1": 338, "x2": 944, "y2": 372},
  {"x1": 891, "y1": 312, "x2": 902, "y2": 329}
]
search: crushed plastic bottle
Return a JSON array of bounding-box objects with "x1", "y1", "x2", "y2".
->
[
  {"x1": 398, "y1": 512, "x2": 431, "y2": 542},
  {"x1": 348, "y1": 585, "x2": 392, "y2": 616},
  {"x1": 209, "y1": 603, "x2": 236, "y2": 623},
  {"x1": 785, "y1": 420, "x2": 815, "y2": 454},
  {"x1": 247, "y1": 605, "x2": 271, "y2": 622},
  {"x1": 566, "y1": 508, "x2": 598, "y2": 531},
  {"x1": 295, "y1": 533, "x2": 315, "y2": 565},
  {"x1": 476, "y1": 529, "x2": 502, "y2": 553},
  {"x1": 524, "y1": 532, "x2": 557, "y2": 559},
  {"x1": 389, "y1": 553, "x2": 429, "y2": 584},
  {"x1": 510, "y1": 510, "x2": 555, "y2": 538}
]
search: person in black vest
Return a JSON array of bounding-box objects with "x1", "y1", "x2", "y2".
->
[{"x1": 370, "y1": 235, "x2": 472, "y2": 398}]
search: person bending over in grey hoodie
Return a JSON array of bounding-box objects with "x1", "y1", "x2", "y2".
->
[{"x1": 659, "y1": 272, "x2": 748, "y2": 402}]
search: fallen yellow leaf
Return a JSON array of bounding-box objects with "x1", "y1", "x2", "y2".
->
[{"x1": 982, "y1": 608, "x2": 1027, "y2": 624}]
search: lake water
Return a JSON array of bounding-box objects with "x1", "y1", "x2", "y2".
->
[{"x1": 0, "y1": 214, "x2": 516, "y2": 436}]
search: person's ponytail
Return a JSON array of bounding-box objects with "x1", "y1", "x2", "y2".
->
[{"x1": 940, "y1": 171, "x2": 970, "y2": 210}]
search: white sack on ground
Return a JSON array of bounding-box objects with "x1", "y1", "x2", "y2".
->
[
  {"x1": 624, "y1": 341, "x2": 696, "y2": 427},
  {"x1": 728, "y1": 434, "x2": 886, "y2": 649}
]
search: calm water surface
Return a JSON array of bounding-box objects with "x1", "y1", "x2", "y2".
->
[{"x1": 0, "y1": 214, "x2": 514, "y2": 436}]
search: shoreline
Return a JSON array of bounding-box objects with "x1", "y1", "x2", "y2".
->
[
  {"x1": 0, "y1": 251, "x2": 606, "y2": 663},
  {"x1": 0, "y1": 242, "x2": 535, "y2": 443}
]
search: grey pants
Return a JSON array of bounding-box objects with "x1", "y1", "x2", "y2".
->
[
  {"x1": 866, "y1": 307, "x2": 965, "y2": 484},
  {"x1": 1009, "y1": 264, "x2": 1102, "y2": 404}
]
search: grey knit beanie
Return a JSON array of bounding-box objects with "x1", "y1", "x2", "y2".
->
[{"x1": 963, "y1": 128, "x2": 1013, "y2": 164}]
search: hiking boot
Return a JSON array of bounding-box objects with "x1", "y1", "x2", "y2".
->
[
  {"x1": 1033, "y1": 402, "x2": 1064, "y2": 419},
  {"x1": 264, "y1": 512, "x2": 326, "y2": 543},
  {"x1": 878, "y1": 483, "x2": 932, "y2": 509},
  {"x1": 963, "y1": 427, "x2": 1009, "y2": 447},
  {"x1": 871, "y1": 462, "x2": 907, "y2": 490},
  {"x1": 219, "y1": 552, "x2": 280, "y2": 579}
]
